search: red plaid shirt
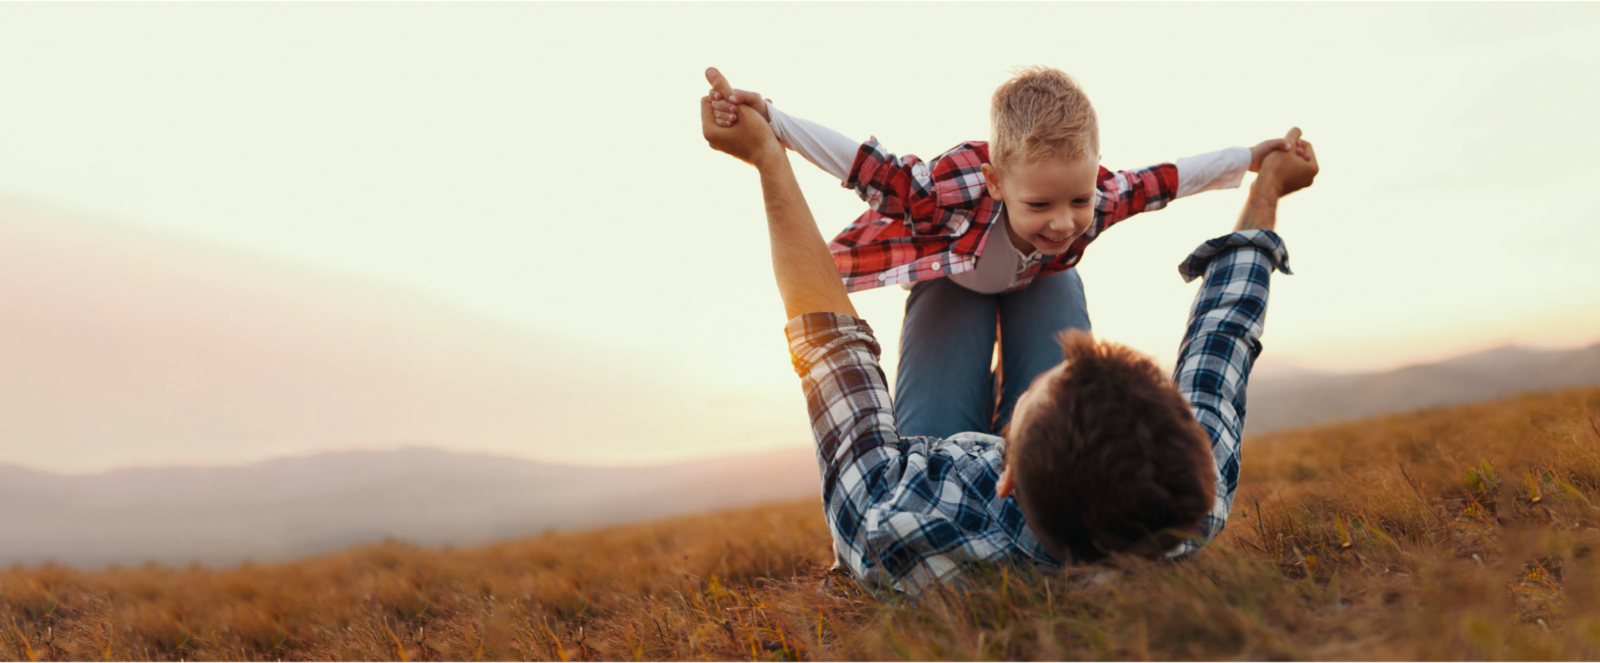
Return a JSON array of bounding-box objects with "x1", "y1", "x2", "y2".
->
[{"x1": 830, "y1": 137, "x2": 1180, "y2": 293}]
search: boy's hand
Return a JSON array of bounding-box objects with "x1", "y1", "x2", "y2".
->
[
  {"x1": 706, "y1": 67, "x2": 771, "y2": 127},
  {"x1": 701, "y1": 70, "x2": 783, "y2": 167},
  {"x1": 1249, "y1": 136, "x2": 1296, "y2": 173},
  {"x1": 1257, "y1": 127, "x2": 1318, "y2": 197}
]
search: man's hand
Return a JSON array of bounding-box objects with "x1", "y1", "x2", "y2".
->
[
  {"x1": 706, "y1": 67, "x2": 772, "y2": 127},
  {"x1": 1234, "y1": 127, "x2": 1318, "y2": 233},
  {"x1": 1256, "y1": 127, "x2": 1318, "y2": 198},
  {"x1": 701, "y1": 68, "x2": 783, "y2": 168}
]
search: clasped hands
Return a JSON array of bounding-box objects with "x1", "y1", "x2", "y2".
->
[
  {"x1": 1258, "y1": 127, "x2": 1319, "y2": 198},
  {"x1": 699, "y1": 67, "x2": 782, "y2": 168}
]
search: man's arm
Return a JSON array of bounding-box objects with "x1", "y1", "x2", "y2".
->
[
  {"x1": 707, "y1": 71, "x2": 920, "y2": 588},
  {"x1": 1168, "y1": 129, "x2": 1318, "y2": 557},
  {"x1": 701, "y1": 69, "x2": 857, "y2": 322}
]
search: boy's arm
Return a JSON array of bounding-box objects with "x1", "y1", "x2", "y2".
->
[
  {"x1": 766, "y1": 104, "x2": 860, "y2": 182},
  {"x1": 1173, "y1": 136, "x2": 1300, "y2": 199},
  {"x1": 1174, "y1": 147, "x2": 1251, "y2": 198},
  {"x1": 1092, "y1": 132, "x2": 1302, "y2": 235},
  {"x1": 1090, "y1": 162, "x2": 1182, "y2": 236},
  {"x1": 705, "y1": 70, "x2": 861, "y2": 181}
]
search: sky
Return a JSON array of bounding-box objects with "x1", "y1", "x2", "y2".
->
[{"x1": 1, "y1": 3, "x2": 1597, "y2": 473}]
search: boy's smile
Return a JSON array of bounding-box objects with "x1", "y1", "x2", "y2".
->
[{"x1": 981, "y1": 154, "x2": 1100, "y2": 257}]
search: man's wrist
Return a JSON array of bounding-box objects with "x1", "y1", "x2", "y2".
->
[
  {"x1": 1249, "y1": 172, "x2": 1284, "y2": 200},
  {"x1": 751, "y1": 144, "x2": 789, "y2": 174},
  {"x1": 1233, "y1": 176, "x2": 1280, "y2": 233}
]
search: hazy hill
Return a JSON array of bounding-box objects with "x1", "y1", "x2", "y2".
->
[
  {"x1": 0, "y1": 446, "x2": 819, "y2": 568},
  {"x1": 1246, "y1": 342, "x2": 1600, "y2": 434}
]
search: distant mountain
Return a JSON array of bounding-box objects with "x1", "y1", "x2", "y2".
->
[
  {"x1": 1245, "y1": 342, "x2": 1600, "y2": 435},
  {"x1": 0, "y1": 447, "x2": 819, "y2": 568}
]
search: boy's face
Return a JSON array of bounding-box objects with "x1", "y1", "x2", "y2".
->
[{"x1": 981, "y1": 153, "x2": 1100, "y2": 256}]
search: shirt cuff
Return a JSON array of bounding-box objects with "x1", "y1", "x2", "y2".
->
[
  {"x1": 1177, "y1": 230, "x2": 1292, "y2": 283},
  {"x1": 1175, "y1": 146, "x2": 1251, "y2": 198},
  {"x1": 783, "y1": 312, "x2": 880, "y2": 376}
]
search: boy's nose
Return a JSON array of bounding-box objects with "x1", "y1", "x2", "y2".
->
[{"x1": 1051, "y1": 216, "x2": 1082, "y2": 234}]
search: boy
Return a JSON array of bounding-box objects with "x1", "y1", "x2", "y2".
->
[{"x1": 707, "y1": 67, "x2": 1304, "y2": 438}]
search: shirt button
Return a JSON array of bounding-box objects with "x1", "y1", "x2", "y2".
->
[
  {"x1": 930, "y1": 262, "x2": 941, "y2": 271},
  {"x1": 878, "y1": 273, "x2": 887, "y2": 281}
]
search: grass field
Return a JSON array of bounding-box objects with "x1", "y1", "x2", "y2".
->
[{"x1": 4, "y1": 386, "x2": 1600, "y2": 661}]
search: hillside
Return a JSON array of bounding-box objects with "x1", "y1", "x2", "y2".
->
[
  {"x1": 0, "y1": 447, "x2": 819, "y2": 568},
  {"x1": 3, "y1": 387, "x2": 1599, "y2": 660},
  {"x1": 1247, "y1": 342, "x2": 1600, "y2": 434}
]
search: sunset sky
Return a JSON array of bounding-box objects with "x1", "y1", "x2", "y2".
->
[{"x1": 1, "y1": 3, "x2": 1596, "y2": 473}]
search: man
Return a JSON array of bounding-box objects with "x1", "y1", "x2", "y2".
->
[{"x1": 700, "y1": 70, "x2": 1318, "y2": 592}]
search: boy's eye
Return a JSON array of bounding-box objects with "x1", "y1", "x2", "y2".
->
[{"x1": 1026, "y1": 202, "x2": 1049, "y2": 209}]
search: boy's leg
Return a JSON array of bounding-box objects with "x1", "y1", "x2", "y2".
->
[
  {"x1": 993, "y1": 268, "x2": 1092, "y2": 432},
  {"x1": 895, "y1": 277, "x2": 1000, "y2": 438}
]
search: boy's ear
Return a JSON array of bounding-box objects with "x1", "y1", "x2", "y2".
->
[
  {"x1": 996, "y1": 465, "x2": 1014, "y2": 499},
  {"x1": 981, "y1": 163, "x2": 1005, "y2": 202}
]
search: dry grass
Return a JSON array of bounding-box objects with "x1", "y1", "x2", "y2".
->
[{"x1": 4, "y1": 387, "x2": 1600, "y2": 661}]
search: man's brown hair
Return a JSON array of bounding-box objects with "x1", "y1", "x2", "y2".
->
[
  {"x1": 1008, "y1": 330, "x2": 1216, "y2": 564},
  {"x1": 989, "y1": 66, "x2": 1099, "y2": 170}
]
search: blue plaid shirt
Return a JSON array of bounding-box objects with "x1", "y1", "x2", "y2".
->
[{"x1": 784, "y1": 230, "x2": 1292, "y2": 592}]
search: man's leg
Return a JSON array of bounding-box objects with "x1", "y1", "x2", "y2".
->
[
  {"x1": 993, "y1": 268, "x2": 1092, "y2": 432},
  {"x1": 895, "y1": 277, "x2": 1000, "y2": 438}
]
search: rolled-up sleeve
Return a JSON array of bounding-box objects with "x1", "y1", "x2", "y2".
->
[
  {"x1": 1170, "y1": 230, "x2": 1291, "y2": 555},
  {"x1": 785, "y1": 313, "x2": 905, "y2": 575}
]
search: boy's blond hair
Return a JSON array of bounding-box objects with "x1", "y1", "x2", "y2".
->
[{"x1": 990, "y1": 66, "x2": 1099, "y2": 170}]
